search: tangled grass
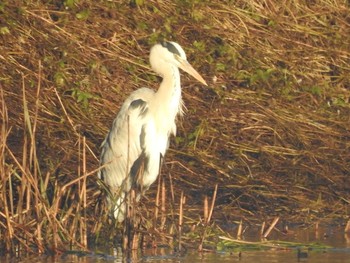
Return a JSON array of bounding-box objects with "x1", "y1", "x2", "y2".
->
[{"x1": 0, "y1": 0, "x2": 349, "y2": 255}]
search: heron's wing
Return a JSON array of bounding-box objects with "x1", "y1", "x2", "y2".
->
[{"x1": 99, "y1": 88, "x2": 155, "y2": 190}]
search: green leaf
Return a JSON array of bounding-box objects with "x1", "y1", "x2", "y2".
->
[
  {"x1": 193, "y1": 40, "x2": 206, "y2": 52},
  {"x1": 310, "y1": 86, "x2": 322, "y2": 96},
  {"x1": 164, "y1": 20, "x2": 172, "y2": 33},
  {"x1": 135, "y1": 0, "x2": 144, "y2": 6},
  {"x1": 64, "y1": 0, "x2": 76, "y2": 9},
  {"x1": 0, "y1": 26, "x2": 10, "y2": 35},
  {"x1": 0, "y1": 3, "x2": 5, "y2": 12},
  {"x1": 70, "y1": 88, "x2": 96, "y2": 108},
  {"x1": 216, "y1": 63, "x2": 226, "y2": 72},
  {"x1": 76, "y1": 9, "x2": 89, "y2": 20},
  {"x1": 54, "y1": 72, "x2": 65, "y2": 86}
]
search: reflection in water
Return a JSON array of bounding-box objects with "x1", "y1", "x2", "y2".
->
[
  {"x1": 1, "y1": 226, "x2": 349, "y2": 262},
  {"x1": 23, "y1": 249, "x2": 349, "y2": 263}
]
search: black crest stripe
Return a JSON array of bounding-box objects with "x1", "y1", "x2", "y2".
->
[{"x1": 161, "y1": 41, "x2": 181, "y2": 56}]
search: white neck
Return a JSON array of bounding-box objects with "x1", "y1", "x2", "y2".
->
[{"x1": 154, "y1": 64, "x2": 182, "y2": 118}]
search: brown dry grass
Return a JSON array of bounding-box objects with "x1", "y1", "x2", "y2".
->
[{"x1": 1, "y1": 0, "x2": 349, "y2": 255}]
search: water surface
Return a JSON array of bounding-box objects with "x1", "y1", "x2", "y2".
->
[{"x1": 1, "y1": 225, "x2": 349, "y2": 262}]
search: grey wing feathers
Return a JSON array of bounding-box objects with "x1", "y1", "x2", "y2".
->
[
  {"x1": 129, "y1": 99, "x2": 148, "y2": 116},
  {"x1": 98, "y1": 88, "x2": 155, "y2": 187}
]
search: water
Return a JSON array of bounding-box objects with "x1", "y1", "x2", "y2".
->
[{"x1": 1, "y1": 226, "x2": 350, "y2": 262}]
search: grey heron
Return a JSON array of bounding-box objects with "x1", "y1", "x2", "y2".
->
[{"x1": 98, "y1": 41, "x2": 207, "y2": 222}]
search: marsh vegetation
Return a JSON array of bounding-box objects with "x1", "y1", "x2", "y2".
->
[{"x1": 0, "y1": 0, "x2": 349, "y2": 257}]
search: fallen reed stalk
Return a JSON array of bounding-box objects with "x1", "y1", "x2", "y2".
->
[
  {"x1": 263, "y1": 217, "x2": 280, "y2": 239},
  {"x1": 218, "y1": 235, "x2": 331, "y2": 250}
]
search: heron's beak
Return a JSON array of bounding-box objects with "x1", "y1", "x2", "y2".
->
[{"x1": 178, "y1": 59, "x2": 208, "y2": 86}]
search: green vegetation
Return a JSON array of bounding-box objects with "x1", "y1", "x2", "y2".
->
[{"x1": 0, "y1": 0, "x2": 349, "y2": 256}]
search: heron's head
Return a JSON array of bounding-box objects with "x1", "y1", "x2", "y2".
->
[{"x1": 150, "y1": 41, "x2": 207, "y2": 86}]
